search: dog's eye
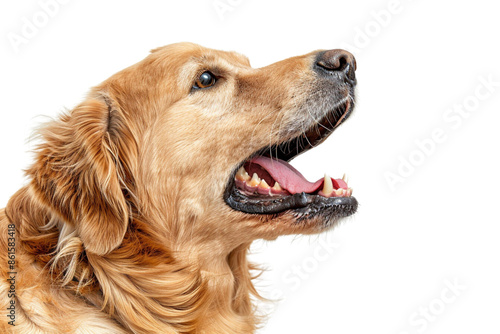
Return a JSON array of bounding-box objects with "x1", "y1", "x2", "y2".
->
[{"x1": 194, "y1": 71, "x2": 216, "y2": 89}]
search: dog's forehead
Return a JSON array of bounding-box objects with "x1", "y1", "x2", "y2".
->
[{"x1": 151, "y1": 42, "x2": 251, "y2": 69}]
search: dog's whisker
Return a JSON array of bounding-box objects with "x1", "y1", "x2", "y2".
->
[{"x1": 269, "y1": 107, "x2": 288, "y2": 159}]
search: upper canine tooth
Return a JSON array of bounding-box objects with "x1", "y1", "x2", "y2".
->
[
  {"x1": 235, "y1": 166, "x2": 250, "y2": 181},
  {"x1": 258, "y1": 179, "x2": 270, "y2": 189},
  {"x1": 249, "y1": 173, "x2": 261, "y2": 187},
  {"x1": 322, "y1": 174, "x2": 334, "y2": 196}
]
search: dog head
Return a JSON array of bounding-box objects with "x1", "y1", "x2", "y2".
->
[{"x1": 29, "y1": 43, "x2": 357, "y2": 256}]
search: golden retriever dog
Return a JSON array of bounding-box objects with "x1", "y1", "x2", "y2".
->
[{"x1": 0, "y1": 43, "x2": 357, "y2": 333}]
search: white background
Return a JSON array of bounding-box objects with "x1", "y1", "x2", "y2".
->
[{"x1": 1, "y1": 1, "x2": 499, "y2": 333}]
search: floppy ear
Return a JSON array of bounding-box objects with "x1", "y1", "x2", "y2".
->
[{"x1": 28, "y1": 94, "x2": 134, "y2": 255}]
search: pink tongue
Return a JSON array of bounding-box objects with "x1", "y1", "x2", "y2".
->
[{"x1": 249, "y1": 156, "x2": 347, "y2": 194}]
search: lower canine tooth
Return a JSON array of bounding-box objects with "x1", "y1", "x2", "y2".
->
[
  {"x1": 322, "y1": 174, "x2": 334, "y2": 196},
  {"x1": 249, "y1": 173, "x2": 261, "y2": 187}
]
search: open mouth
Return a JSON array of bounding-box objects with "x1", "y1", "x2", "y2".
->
[{"x1": 224, "y1": 97, "x2": 358, "y2": 217}]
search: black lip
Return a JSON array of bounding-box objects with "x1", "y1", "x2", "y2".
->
[
  {"x1": 223, "y1": 97, "x2": 357, "y2": 216},
  {"x1": 225, "y1": 186, "x2": 358, "y2": 215}
]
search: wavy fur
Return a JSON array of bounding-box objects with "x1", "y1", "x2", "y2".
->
[{"x1": 0, "y1": 43, "x2": 352, "y2": 333}]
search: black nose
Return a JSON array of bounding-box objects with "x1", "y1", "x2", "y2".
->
[{"x1": 315, "y1": 49, "x2": 357, "y2": 84}]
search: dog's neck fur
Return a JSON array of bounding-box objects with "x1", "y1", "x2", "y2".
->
[{"x1": 6, "y1": 186, "x2": 260, "y2": 333}]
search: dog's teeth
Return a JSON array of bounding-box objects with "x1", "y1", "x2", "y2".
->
[
  {"x1": 257, "y1": 179, "x2": 271, "y2": 195},
  {"x1": 258, "y1": 179, "x2": 270, "y2": 189},
  {"x1": 235, "y1": 166, "x2": 250, "y2": 181},
  {"x1": 335, "y1": 188, "x2": 344, "y2": 196},
  {"x1": 270, "y1": 182, "x2": 284, "y2": 196},
  {"x1": 342, "y1": 173, "x2": 347, "y2": 182},
  {"x1": 272, "y1": 182, "x2": 282, "y2": 191},
  {"x1": 249, "y1": 173, "x2": 261, "y2": 187},
  {"x1": 322, "y1": 174, "x2": 334, "y2": 196}
]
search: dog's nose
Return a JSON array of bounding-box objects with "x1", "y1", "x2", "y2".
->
[{"x1": 315, "y1": 49, "x2": 357, "y2": 84}]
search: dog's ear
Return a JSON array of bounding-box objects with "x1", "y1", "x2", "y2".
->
[{"x1": 29, "y1": 94, "x2": 135, "y2": 255}]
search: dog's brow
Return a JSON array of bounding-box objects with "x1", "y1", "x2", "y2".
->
[{"x1": 198, "y1": 52, "x2": 250, "y2": 71}]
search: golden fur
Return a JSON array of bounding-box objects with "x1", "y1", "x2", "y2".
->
[{"x1": 0, "y1": 43, "x2": 354, "y2": 333}]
